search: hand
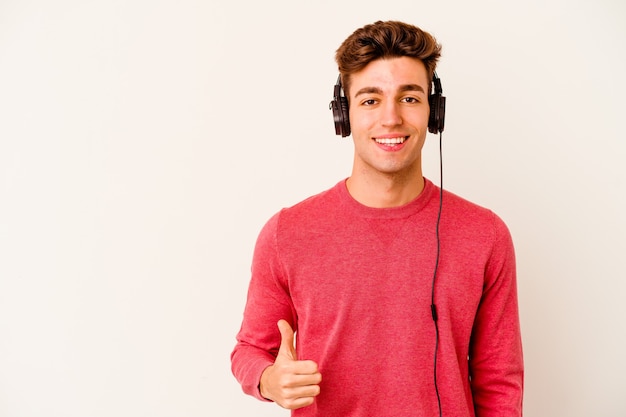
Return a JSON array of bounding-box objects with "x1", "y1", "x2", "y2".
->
[{"x1": 260, "y1": 320, "x2": 322, "y2": 409}]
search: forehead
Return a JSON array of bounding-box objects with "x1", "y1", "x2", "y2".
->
[{"x1": 348, "y1": 57, "x2": 428, "y2": 97}]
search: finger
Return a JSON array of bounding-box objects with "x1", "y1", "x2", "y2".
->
[
  {"x1": 288, "y1": 360, "x2": 320, "y2": 376},
  {"x1": 282, "y1": 395, "x2": 316, "y2": 410},
  {"x1": 282, "y1": 371, "x2": 322, "y2": 387},
  {"x1": 277, "y1": 319, "x2": 297, "y2": 360},
  {"x1": 280, "y1": 385, "x2": 321, "y2": 410}
]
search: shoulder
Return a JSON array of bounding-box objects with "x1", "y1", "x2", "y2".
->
[
  {"x1": 258, "y1": 181, "x2": 344, "y2": 238},
  {"x1": 278, "y1": 181, "x2": 344, "y2": 225},
  {"x1": 440, "y1": 187, "x2": 512, "y2": 244}
]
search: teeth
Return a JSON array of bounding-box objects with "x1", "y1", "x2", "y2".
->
[{"x1": 375, "y1": 137, "x2": 406, "y2": 144}]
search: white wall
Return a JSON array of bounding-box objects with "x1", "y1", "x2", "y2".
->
[{"x1": 1, "y1": 0, "x2": 624, "y2": 416}]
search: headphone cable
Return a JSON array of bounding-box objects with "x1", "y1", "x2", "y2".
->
[{"x1": 431, "y1": 130, "x2": 444, "y2": 417}]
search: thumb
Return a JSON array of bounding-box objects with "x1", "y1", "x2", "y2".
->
[{"x1": 277, "y1": 319, "x2": 297, "y2": 361}]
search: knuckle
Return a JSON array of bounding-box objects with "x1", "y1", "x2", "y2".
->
[
  {"x1": 281, "y1": 375, "x2": 295, "y2": 387},
  {"x1": 301, "y1": 397, "x2": 315, "y2": 407}
]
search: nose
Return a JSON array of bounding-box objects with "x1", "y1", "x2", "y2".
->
[{"x1": 380, "y1": 101, "x2": 403, "y2": 127}]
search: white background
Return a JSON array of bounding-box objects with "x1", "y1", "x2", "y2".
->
[{"x1": 1, "y1": 0, "x2": 625, "y2": 416}]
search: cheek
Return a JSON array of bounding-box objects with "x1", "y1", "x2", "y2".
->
[
  {"x1": 410, "y1": 110, "x2": 431, "y2": 127},
  {"x1": 349, "y1": 109, "x2": 376, "y2": 132}
]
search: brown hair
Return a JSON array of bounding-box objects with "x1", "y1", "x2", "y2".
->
[{"x1": 335, "y1": 20, "x2": 442, "y2": 96}]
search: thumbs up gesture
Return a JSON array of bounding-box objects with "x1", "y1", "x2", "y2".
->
[{"x1": 260, "y1": 320, "x2": 322, "y2": 409}]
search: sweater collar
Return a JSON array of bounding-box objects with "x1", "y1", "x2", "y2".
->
[{"x1": 336, "y1": 177, "x2": 437, "y2": 219}]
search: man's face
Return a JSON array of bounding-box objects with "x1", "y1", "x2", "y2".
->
[{"x1": 347, "y1": 56, "x2": 430, "y2": 179}]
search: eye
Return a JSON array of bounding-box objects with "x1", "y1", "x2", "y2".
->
[
  {"x1": 362, "y1": 98, "x2": 377, "y2": 106},
  {"x1": 401, "y1": 96, "x2": 420, "y2": 104}
]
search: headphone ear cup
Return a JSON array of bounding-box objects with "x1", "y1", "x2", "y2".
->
[
  {"x1": 339, "y1": 96, "x2": 350, "y2": 137},
  {"x1": 330, "y1": 76, "x2": 351, "y2": 137},
  {"x1": 330, "y1": 96, "x2": 351, "y2": 137},
  {"x1": 428, "y1": 93, "x2": 446, "y2": 134}
]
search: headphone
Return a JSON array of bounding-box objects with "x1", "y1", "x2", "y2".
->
[{"x1": 329, "y1": 72, "x2": 446, "y2": 137}]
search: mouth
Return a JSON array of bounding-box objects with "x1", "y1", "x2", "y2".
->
[{"x1": 374, "y1": 136, "x2": 408, "y2": 145}]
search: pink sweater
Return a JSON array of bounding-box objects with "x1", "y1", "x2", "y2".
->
[{"x1": 231, "y1": 179, "x2": 523, "y2": 416}]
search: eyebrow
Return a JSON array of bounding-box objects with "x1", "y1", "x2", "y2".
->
[{"x1": 354, "y1": 84, "x2": 426, "y2": 98}]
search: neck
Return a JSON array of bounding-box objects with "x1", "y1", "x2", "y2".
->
[{"x1": 346, "y1": 171, "x2": 425, "y2": 208}]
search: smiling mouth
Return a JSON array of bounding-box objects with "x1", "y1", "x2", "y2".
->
[{"x1": 374, "y1": 136, "x2": 408, "y2": 145}]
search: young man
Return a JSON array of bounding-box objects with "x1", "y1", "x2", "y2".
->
[{"x1": 231, "y1": 20, "x2": 523, "y2": 417}]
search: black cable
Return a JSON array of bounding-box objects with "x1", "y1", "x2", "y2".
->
[{"x1": 431, "y1": 130, "x2": 444, "y2": 417}]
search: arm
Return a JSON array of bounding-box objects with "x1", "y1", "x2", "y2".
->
[
  {"x1": 230, "y1": 213, "x2": 321, "y2": 407},
  {"x1": 469, "y1": 217, "x2": 524, "y2": 416}
]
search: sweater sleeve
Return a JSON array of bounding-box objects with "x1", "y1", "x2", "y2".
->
[
  {"x1": 230, "y1": 211, "x2": 296, "y2": 401},
  {"x1": 469, "y1": 215, "x2": 524, "y2": 416}
]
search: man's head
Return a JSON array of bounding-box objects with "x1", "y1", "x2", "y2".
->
[
  {"x1": 330, "y1": 22, "x2": 444, "y2": 196},
  {"x1": 335, "y1": 21, "x2": 442, "y2": 97}
]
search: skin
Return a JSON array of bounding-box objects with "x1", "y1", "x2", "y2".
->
[
  {"x1": 259, "y1": 56, "x2": 432, "y2": 410},
  {"x1": 345, "y1": 56, "x2": 431, "y2": 208},
  {"x1": 259, "y1": 320, "x2": 322, "y2": 409}
]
